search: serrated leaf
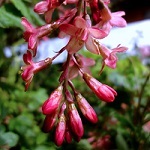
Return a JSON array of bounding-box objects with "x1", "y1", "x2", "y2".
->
[
  {"x1": 0, "y1": 7, "x2": 22, "y2": 29},
  {"x1": 11, "y1": 0, "x2": 33, "y2": 23}
]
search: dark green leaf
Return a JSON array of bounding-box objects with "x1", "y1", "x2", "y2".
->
[
  {"x1": 0, "y1": 7, "x2": 22, "y2": 29},
  {"x1": 11, "y1": 0, "x2": 33, "y2": 23},
  {"x1": 116, "y1": 133, "x2": 129, "y2": 150}
]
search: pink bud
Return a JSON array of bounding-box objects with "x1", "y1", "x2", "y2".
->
[
  {"x1": 68, "y1": 103, "x2": 84, "y2": 137},
  {"x1": 42, "y1": 112, "x2": 57, "y2": 133},
  {"x1": 42, "y1": 85, "x2": 63, "y2": 115},
  {"x1": 83, "y1": 73, "x2": 117, "y2": 102},
  {"x1": 65, "y1": 124, "x2": 72, "y2": 143},
  {"x1": 76, "y1": 93, "x2": 98, "y2": 123},
  {"x1": 55, "y1": 114, "x2": 66, "y2": 146}
]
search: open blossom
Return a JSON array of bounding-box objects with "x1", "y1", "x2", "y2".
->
[
  {"x1": 94, "y1": 40, "x2": 128, "y2": 68},
  {"x1": 89, "y1": 0, "x2": 111, "y2": 25},
  {"x1": 76, "y1": 93, "x2": 98, "y2": 123},
  {"x1": 82, "y1": 73, "x2": 117, "y2": 102},
  {"x1": 68, "y1": 54, "x2": 95, "y2": 79},
  {"x1": 21, "y1": 17, "x2": 58, "y2": 56},
  {"x1": 34, "y1": 0, "x2": 65, "y2": 23},
  {"x1": 68, "y1": 103, "x2": 84, "y2": 138},
  {"x1": 42, "y1": 85, "x2": 63, "y2": 115},
  {"x1": 59, "y1": 15, "x2": 107, "y2": 54},
  {"x1": 97, "y1": 11, "x2": 127, "y2": 35},
  {"x1": 21, "y1": 50, "x2": 52, "y2": 91}
]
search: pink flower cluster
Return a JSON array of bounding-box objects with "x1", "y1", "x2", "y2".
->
[{"x1": 21, "y1": 0, "x2": 128, "y2": 146}]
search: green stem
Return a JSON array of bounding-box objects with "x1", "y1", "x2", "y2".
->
[{"x1": 136, "y1": 72, "x2": 150, "y2": 124}]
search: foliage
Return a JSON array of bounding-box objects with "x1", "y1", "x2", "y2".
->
[{"x1": 0, "y1": 0, "x2": 150, "y2": 149}]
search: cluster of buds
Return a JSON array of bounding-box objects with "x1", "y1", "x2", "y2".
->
[{"x1": 21, "y1": 0, "x2": 128, "y2": 146}]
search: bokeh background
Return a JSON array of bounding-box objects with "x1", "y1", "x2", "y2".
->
[{"x1": 0, "y1": 0, "x2": 150, "y2": 149}]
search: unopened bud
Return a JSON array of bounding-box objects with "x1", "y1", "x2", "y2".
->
[
  {"x1": 55, "y1": 114, "x2": 66, "y2": 146},
  {"x1": 42, "y1": 112, "x2": 57, "y2": 133},
  {"x1": 68, "y1": 103, "x2": 84, "y2": 137},
  {"x1": 83, "y1": 73, "x2": 117, "y2": 102},
  {"x1": 76, "y1": 93, "x2": 98, "y2": 123},
  {"x1": 42, "y1": 85, "x2": 63, "y2": 115}
]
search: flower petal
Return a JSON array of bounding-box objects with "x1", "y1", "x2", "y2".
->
[
  {"x1": 74, "y1": 16, "x2": 86, "y2": 28},
  {"x1": 34, "y1": 1, "x2": 48, "y2": 14},
  {"x1": 88, "y1": 27, "x2": 107, "y2": 39},
  {"x1": 59, "y1": 24, "x2": 78, "y2": 36},
  {"x1": 21, "y1": 17, "x2": 33, "y2": 32}
]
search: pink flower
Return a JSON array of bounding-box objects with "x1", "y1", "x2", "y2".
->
[
  {"x1": 42, "y1": 112, "x2": 58, "y2": 132},
  {"x1": 34, "y1": 0, "x2": 65, "y2": 23},
  {"x1": 76, "y1": 93, "x2": 98, "y2": 123},
  {"x1": 83, "y1": 73, "x2": 117, "y2": 102},
  {"x1": 55, "y1": 114, "x2": 66, "y2": 146},
  {"x1": 89, "y1": 0, "x2": 111, "y2": 25},
  {"x1": 68, "y1": 103, "x2": 84, "y2": 138},
  {"x1": 42, "y1": 85, "x2": 63, "y2": 115},
  {"x1": 97, "y1": 11, "x2": 127, "y2": 34},
  {"x1": 65, "y1": 124, "x2": 72, "y2": 143},
  {"x1": 59, "y1": 15, "x2": 107, "y2": 54},
  {"x1": 21, "y1": 50, "x2": 52, "y2": 91},
  {"x1": 21, "y1": 17, "x2": 56, "y2": 56},
  {"x1": 68, "y1": 54, "x2": 95, "y2": 79},
  {"x1": 94, "y1": 41, "x2": 128, "y2": 68}
]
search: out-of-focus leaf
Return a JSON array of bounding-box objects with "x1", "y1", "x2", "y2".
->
[
  {"x1": 76, "y1": 139, "x2": 92, "y2": 150},
  {"x1": 34, "y1": 145, "x2": 56, "y2": 150},
  {"x1": 11, "y1": 0, "x2": 33, "y2": 23},
  {"x1": 0, "y1": 7, "x2": 22, "y2": 29},
  {"x1": 116, "y1": 133, "x2": 129, "y2": 150},
  {"x1": 0, "y1": 132, "x2": 19, "y2": 147},
  {"x1": 29, "y1": 8, "x2": 45, "y2": 26}
]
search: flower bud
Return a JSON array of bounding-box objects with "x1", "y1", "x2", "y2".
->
[
  {"x1": 55, "y1": 114, "x2": 66, "y2": 146},
  {"x1": 65, "y1": 124, "x2": 72, "y2": 143},
  {"x1": 76, "y1": 93, "x2": 98, "y2": 123},
  {"x1": 42, "y1": 112, "x2": 57, "y2": 133},
  {"x1": 42, "y1": 85, "x2": 63, "y2": 115},
  {"x1": 83, "y1": 73, "x2": 117, "y2": 102},
  {"x1": 68, "y1": 103, "x2": 84, "y2": 137}
]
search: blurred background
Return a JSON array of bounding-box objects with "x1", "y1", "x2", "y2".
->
[{"x1": 0, "y1": 0, "x2": 150, "y2": 149}]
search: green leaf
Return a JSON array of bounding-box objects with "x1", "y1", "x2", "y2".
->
[
  {"x1": 0, "y1": 7, "x2": 22, "y2": 29},
  {"x1": 29, "y1": 8, "x2": 45, "y2": 26},
  {"x1": 0, "y1": 132, "x2": 19, "y2": 147},
  {"x1": 116, "y1": 133, "x2": 129, "y2": 150},
  {"x1": 11, "y1": 0, "x2": 33, "y2": 23}
]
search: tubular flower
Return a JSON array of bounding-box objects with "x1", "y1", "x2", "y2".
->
[
  {"x1": 55, "y1": 113, "x2": 66, "y2": 146},
  {"x1": 34, "y1": 0, "x2": 65, "y2": 23},
  {"x1": 89, "y1": 0, "x2": 111, "y2": 25},
  {"x1": 76, "y1": 93, "x2": 98, "y2": 123},
  {"x1": 42, "y1": 85, "x2": 63, "y2": 115},
  {"x1": 21, "y1": 50, "x2": 52, "y2": 91},
  {"x1": 97, "y1": 11, "x2": 127, "y2": 35},
  {"x1": 20, "y1": 0, "x2": 128, "y2": 146},
  {"x1": 68, "y1": 54, "x2": 95, "y2": 79},
  {"x1": 59, "y1": 15, "x2": 107, "y2": 54},
  {"x1": 68, "y1": 103, "x2": 84, "y2": 138},
  {"x1": 82, "y1": 73, "x2": 117, "y2": 102},
  {"x1": 21, "y1": 17, "x2": 58, "y2": 56},
  {"x1": 94, "y1": 40, "x2": 128, "y2": 68}
]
